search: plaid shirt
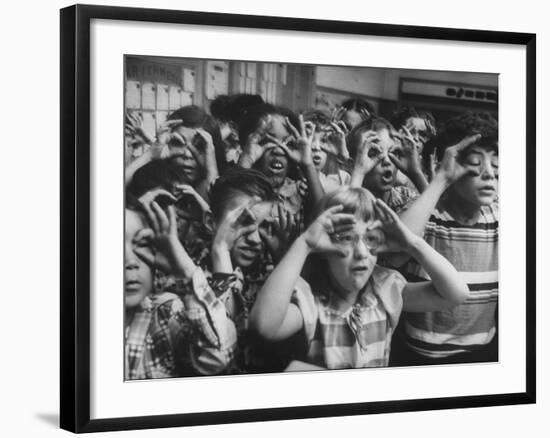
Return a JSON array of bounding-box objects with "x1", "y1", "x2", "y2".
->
[
  {"x1": 292, "y1": 265, "x2": 406, "y2": 369},
  {"x1": 125, "y1": 269, "x2": 238, "y2": 380},
  {"x1": 158, "y1": 246, "x2": 278, "y2": 374}
]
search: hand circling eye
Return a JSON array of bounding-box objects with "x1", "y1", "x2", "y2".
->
[
  {"x1": 390, "y1": 148, "x2": 404, "y2": 159},
  {"x1": 367, "y1": 147, "x2": 381, "y2": 159}
]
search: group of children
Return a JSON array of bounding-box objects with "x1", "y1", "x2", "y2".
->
[{"x1": 124, "y1": 94, "x2": 499, "y2": 379}]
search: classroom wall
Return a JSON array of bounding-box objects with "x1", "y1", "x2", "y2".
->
[
  {"x1": 316, "y1": 66, "x2": 386, "y2": 98},
  {"x1": 315, "y1": 65, "x2": 498, "y2": 119},
  {"x1": 381, "y1": 68, "x2": 498, "y2": 100},
  {"x1": 316, "y1": 65, "x2": 497, "y2": 100}
]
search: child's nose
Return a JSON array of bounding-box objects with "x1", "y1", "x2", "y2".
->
[
  {"x1": 245, "y1": 228, "x2": 262, "y2": 245},
  {"x1": 125, "y1": 248, "x2": 140, "y2": 269},
  {"x1": 481, "y1": 158, "x2": 496, "y2": 179},
  {"x1": 353, "y1": 238, "x2": 369, "y2": 259},
  {"x1": 380, "y1": 152, "x2": 392, "y2": 165}
]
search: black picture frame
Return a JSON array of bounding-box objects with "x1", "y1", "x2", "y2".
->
[{"x1": 60, "y1": 3, "x2": 536, "y2": 433}]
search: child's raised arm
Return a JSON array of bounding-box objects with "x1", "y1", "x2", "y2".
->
[
  {"x1": 124, "y1": 119, "x2": 182, "y2": 188},
  {"x1": 135, "y1": 196, "x2": 237, "y2": 375},
  {"x1": 349, "y1": 131, "x2": 384, "y2": 187},
  {"x1": 211, "y1": 201, "x2": 260, "y2": 274},
  {"x1": 134, "y1": 195, "x2": 197, "y2": 280},
  {"x1": 274, "y1": 114, "x2": 326, "y2": 206},
  {"x1": 190, "y1": 128, "x2": 219, "y2": 201},
  {"x1": 371, "y1": 200, "x2": 469, "y2": 311},
  {"x1": 250, "y1": 205, "x2": 355, "y2": 341},
  {"x1": 388, "y1": 126, "x2": 429, "y2": 193},
  {"x1": 399, "y1": 134, "x2": 481, "y2": 236}
]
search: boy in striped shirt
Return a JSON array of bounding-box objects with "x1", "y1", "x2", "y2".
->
[{"x1": 392, "y1": 112, "x2": 499, "y2": 365}]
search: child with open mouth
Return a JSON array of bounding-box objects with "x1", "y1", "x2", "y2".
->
[
  {"x1": 249, "y1": 187, "x2": 469, "y2": 369},
  {"x1": 349, "y1": 117, "x2": 421, "y2": 213}
]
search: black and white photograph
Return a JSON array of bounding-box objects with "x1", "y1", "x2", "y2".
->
[
  {"x1": 1, "y1": 0, "x2": 544, "y2": 435},
  {"x1": 123, "y1": 55, "x2": 499, "y2": 380}
]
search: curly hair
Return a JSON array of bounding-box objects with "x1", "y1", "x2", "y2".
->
[
  {"x1": 341, "y1": 98, "x2": 376, "y2": 117},
  {"x1": 210, "y1": 94, "x2": 264, "y2": 124},
  {"x1": 434, "y1": 112, "x2": 498, "y2": 161},
  {"x1": 302, "y1": 109, "x2": 332, "y2": 128},
  {"x1": 390, "y1": 106, "x2": 437, "y2": 139},
  {"x1": 346, "y1": 116, "x2": 395, "y2": 159}
]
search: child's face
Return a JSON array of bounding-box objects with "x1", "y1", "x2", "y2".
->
[
  {"x1": 169, "y1": 126, "x2": 201, "y2": 184},
  {"x1": 342, "y1": 110, "x2": 363, "y2": 131},
  {"x1": 326, "y1": 219, "x2": 380, "y2": 294},
  {"x1": 361, "y1": 128, "x2": 398, "y2": 195},
  {"x1": 405, "y1": 116, "x2": 430, "y2": 153},
  {"x1": 257, "y1": 145, "x2": 290, "y2": 188},
  {"x1": 310, "y1": 130, "x2": 330, "y2": 171},
  {"x1": 453, "y1": 146, "x2": 498, "y2": 207},
  {"x1": 216, "y1": 192, "x2": 273, "y2": 269},
  {"x1": 257, "y1": 115, "x2": 293, "y2": 187},
  {"x1": 125, "y1": 209, "x2": 154, "y2": 308}
]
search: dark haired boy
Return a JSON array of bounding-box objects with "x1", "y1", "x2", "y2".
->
[
  {"x1": 393, "y1": 112, "x2": 499, "y2": 365},
  {"x1": 205, "y1": 168, "x2": 298, "y2": 373},
  {"x1": 154, "y1": 168, "x2": 290, "y2": 374}
]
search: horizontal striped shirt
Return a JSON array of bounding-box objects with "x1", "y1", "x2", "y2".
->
[
  {"x1": 292, "y1": 265, "x2": 406, "y2": 369},
  {"x1": 404, "y1": 202, "x2": 498, "y2": 358}
]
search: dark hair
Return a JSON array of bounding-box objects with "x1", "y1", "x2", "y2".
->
[
  {"x1": 346, "y1": 116, "x2": 395, "y2": 159},
  {"x1": 210, "y1": 94, "x2": 264, "y2": 124},
  {"x1": 341, "y1": 98, "x2": 376, "y2": 117},
  {"x1": 128, "y1": 159, "x2": 186, "y2": 198},
  {"x1": 237, "y1": 103, "x2": 300, "y2": 146},
  {"x1": 275, "y1": 106, "x2": 301, "y2": 134},
  {"x1": 390, "y1": 106, "x2": 436, "y2": 138},
  {"x1": 237, "y1": 103, "x2": 277, "y2": 146},
  {"x1": 434, "y1": 112, "x2": 498, "y2": 161},
  {"x1": 167, "y1": 105, "x2": 227, "y2": 172},
  {"x1": 209, "y1": 168, "x2": 276, "y2": 222},
  {"x1": 302, "y1": 109, "x2": 332, "y2": 128}
]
